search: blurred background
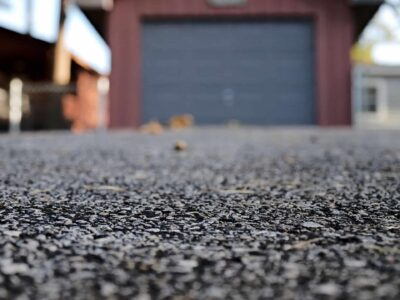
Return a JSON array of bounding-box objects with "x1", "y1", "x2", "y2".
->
[
  {"x1": 0, "y1": 0, "x2": 399, "y2": 133},
  {"x1": 0, "y1": 0, "x2": 110, "y2": 133},
  {"x1": 353, "y1": 0, "x2": 400, "y2": 128}
]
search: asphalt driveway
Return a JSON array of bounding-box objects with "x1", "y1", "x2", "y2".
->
[{"x1": 0, "y1": 128, "x2": 399, "y2": 300}]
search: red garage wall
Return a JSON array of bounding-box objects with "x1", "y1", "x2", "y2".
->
[{"x1": 108, "y1": 0, "x2": 354, "y2": 127}]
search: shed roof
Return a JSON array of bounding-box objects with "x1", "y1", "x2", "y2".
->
[{"x1": 352, "y1": 0, "x2": 384, "y2": 39}]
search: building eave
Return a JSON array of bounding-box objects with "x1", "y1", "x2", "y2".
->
[
  {"x1": 352, "y1": 0, "x2": 384, "y2": 40},
  {"x1": 356, "y1": 63, "x2": 400, "y2": 77}
]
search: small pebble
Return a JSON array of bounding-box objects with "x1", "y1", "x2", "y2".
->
[{"x1": 174, "y1": 140, "x2": 188, "y2": 151}]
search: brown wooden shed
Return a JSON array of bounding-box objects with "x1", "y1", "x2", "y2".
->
[{"x1": 108, "y1": 0, "x2": 382, "y2": 127}]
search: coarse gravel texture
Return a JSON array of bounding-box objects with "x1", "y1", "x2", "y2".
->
[{"x1": 0, "y1": 127, "x2": 399, "y2": 300}]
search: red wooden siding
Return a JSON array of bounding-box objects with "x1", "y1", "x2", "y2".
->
[{"x1": 108, "y1": 0, "x2": 354, "y2": 127}]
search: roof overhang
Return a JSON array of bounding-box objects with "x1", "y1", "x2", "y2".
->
[
  {"x1": 351, "y1": 0, "x2": 384, "y2": 40},
  {"x1": 356, "y1": 63, "x2": 400, "y2": 77},
  {"x1": 352, "y1": 0, "x2": 383, "y2": 4},
  {"x1": 64, "y1": 4, "x2": 111, "y2": 75}
]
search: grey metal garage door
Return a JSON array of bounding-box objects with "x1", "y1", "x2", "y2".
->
[{"x1": 141, "y1": 20, "x2": 315, "y2": 125}]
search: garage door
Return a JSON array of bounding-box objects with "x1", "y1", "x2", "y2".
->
[{"x1": 141, "y1": 20, "x2": 315, "y2": 125}]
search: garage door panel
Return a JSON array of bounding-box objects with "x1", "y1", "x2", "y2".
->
[
  {"x1": 142, "y1": 20, "x2": 315, "y2": 125},
  {"x1": 146, "y1": 69, "x2": 310, "y2": 86},
  {"x1": 144, "y1": 22, "x2": 312, "y2": 48}
]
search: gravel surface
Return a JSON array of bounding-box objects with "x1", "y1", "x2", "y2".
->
[{"x1": 0, "y1": 128, "x2": 399, "y2": 300}]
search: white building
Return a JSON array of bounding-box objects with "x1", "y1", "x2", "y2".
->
[{"x1": 353, "y1": 64, "x2": 400, "y2": 128}]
